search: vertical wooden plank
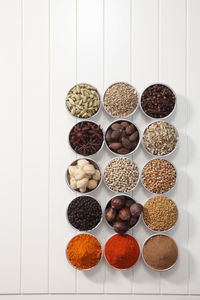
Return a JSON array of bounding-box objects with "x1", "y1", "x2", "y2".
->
[
  {"x1": 104, "y1": 0, "x2": 132, "y2": 293},
  {"x1": 131, "y1": 0, "x2": 160, "y2": 294},
  {"x1": 76, "y1": 0, "x2": 105, "y2": 293},
  {"x1": 159, "y1": 0, "x2": 188, "y2": 294},
  {"x1": 21, "y1": 0, "x2": 49, "y2": 293},
  {"x1": 187, "y1": 0, "x2": 200, "y2": 294},
  {"x1": 0, "y1": 0, "x2": 21, "y2": 293},
  {"x1": 49, "y1": 0, "x2": 76, "y2": 293}
]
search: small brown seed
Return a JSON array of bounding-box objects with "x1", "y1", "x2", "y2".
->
[{"x1": 109, "y1": 143, "x2": 122, "y2": 150}]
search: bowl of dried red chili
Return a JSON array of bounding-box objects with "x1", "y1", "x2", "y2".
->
[
  {"x1": 140, "y1": 83, "x2": 176, "y2": 120},
  {"x1": 104, "y1": 233, "x2": 140, "y2": 270},
  {"x1": 68, "y1": 120, "x2": 104, "y2": 156}
]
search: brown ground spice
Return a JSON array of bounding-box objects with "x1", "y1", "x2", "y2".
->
[
  {"x1": 143, "y1": 196, "x2": 178, "y2": 231},
  {"x1": 143, "y1": 235, "x2": 178, "y2": 270}
]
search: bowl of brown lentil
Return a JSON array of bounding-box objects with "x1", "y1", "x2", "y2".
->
[
  {"x1": 140, "y1": 83, "x2": 176, "y2": 120},
  {"x1": 141, "y1": 158, "x2": 177, "y2": 194},
  {"x1": 103, "y1": 82, "x2": 139, "y2": 118},
  {"x1": 65, "y1": 83, "x2": 101, "y2": 119},
  {"x1": 105, "y1": 119, "x2": 141, "y2": 156},
  {"x1": 142, "y1": 233, "x2": 178, "y2": 271},
  {"x1": 103, "y1": 157, "x2": 140, "y2": 193},
  {"x1": 66, "y1": 233, "x2": 103, "y2": 270},
  {"x1": 142, "y1": 196, "x2": 178, "y2": 232},
  {"x1": 142, "y1": 121, "x2": 179, "y2": 157}
]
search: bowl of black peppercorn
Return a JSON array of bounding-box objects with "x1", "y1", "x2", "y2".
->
[
  {"x1": 104, "y1": 194, "x2": 143, "y2": 234},
  {"x1": 67, "y1": 196, "x2": 103, "y2": 232}
]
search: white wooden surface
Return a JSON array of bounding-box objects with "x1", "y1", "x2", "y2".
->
[{"x1": 0, "y1": 0, "x2": 200, "y2": 296}]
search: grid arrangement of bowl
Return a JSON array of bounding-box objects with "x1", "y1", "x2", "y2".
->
[{"x1": 65, "y1": 82, "x2": 179, "y2": 271}]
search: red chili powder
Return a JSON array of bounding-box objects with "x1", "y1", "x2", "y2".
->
[{"x1": 105, "y1": 234, "x2": 140, "y2": 269}]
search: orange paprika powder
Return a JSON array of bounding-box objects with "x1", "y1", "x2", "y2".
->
[{"x1": 105, "y1": 234, "x2": 140, "y2": 269}]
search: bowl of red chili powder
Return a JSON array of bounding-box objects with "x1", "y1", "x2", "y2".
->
[{"x1": 104, "y1": 234, "x2": 140, "y2": 269}]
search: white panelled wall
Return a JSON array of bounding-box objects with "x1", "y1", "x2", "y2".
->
[{"x1": 0, "y1": 0, "x2": 200, "y2": 297}]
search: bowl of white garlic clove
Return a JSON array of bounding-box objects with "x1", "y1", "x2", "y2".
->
[{"x1": 66, "y1": 158, "x2": 102, "y2": 194}]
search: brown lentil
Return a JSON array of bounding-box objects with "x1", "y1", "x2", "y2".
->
[
  {"x1": 143, "y1": 196, "x2": 178, "y2": 231},
  {"x1": 141, "y1": 159, "x2": 176, "y2": 194},
  {"x1": 66, "y1": 83, "x2": 100, "y2": 118},
  {"x1": 104, "y1": 158, "x2": 139, "y2": 193},
  {"x1": 103, "y1": 82, "x2": 138, "y2": 117},
  {"x1": 143, "y1": 235, "x2": 178, "y2": 270},
  {"x1": 143, "y1": 121, "x2": 178, "y2": 156}
]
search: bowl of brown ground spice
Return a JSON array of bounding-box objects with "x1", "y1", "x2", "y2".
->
[
  {"x1": 103, "y1": 82, "x2": 139, "y2": 118},
  {"x1": 142, "y1": 234, "x2": 178, "y2": 271},
  {"x1": 142, "y1": 196, "x2": 178, "y2": 232}
]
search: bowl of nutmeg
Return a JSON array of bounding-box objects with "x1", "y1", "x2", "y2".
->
[
  {"x1": 105, "y1": 120, "x2": 140, "y2": 155},
  {"x1": 104, "y1": 194, "x2": 143, "y2": 234}
]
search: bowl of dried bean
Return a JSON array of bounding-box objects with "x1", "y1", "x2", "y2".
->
[
  {"x1": 68, "y1": 121, "x2": 104, "y2": 156},
  {"x1": 142, "y1": 196, "x2": 178, "y2": 232},
  {"x1": 142, "y1": 121, "x2": 179, "y2": 157},
  {"x1": 104, "y1": 194, "x2": 143, "y2": 234},
  {"x1": 66, "y1": 83, "x2": 101, "y2": 119},
  {"x1": 140, "y1": 83, "x2": 176, "y2": 120},
  {"x1": 103, "y1": 157, "x2": 140, "y2": 193},
  {"x1": 66, "y1": 158, "x2": 102, "y2": 194},
  {"x1": 66, "y1": 195, "x2": 103, "y2": 232},
  {"x1": 105, "y1": 119, "x2": 141, "y2": 156},
  {"x1": 103, "y1": 82, "x2": 139, "y2": 118},
  {"x1": 141, "y1": 158, "x2": 177, "y2": 194}
]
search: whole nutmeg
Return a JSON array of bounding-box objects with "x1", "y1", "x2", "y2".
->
[
  {"x1": 125, "y1": 199, "x2": 135, "y2": 208},
  {"x1": 125, "y1": 124, "x2": 136, "y2": 135},
  {"x1": 121, "y1": 137, "x2": 132, "y2": 149},
  {"x1": 105, "y1": 129, "x2": 112, "y2": 142},
  {"x1": 120, "y1": 121, "x2": 129, "y2": 128},
  {"x1": 129, "y1": 131, "x2": 139, "y2": 142},
  {"x1": 111, "y1": 130, "x2": 121, "y2": 141},
  {"x1": 130, "y1": 203, "x2": 143, "y2": 217},
  {"x1": 117, "y1": 147, "x2": 130, "y2": 154},
  {"x1": 130, "y1": 216, "x2": 138, "y2": 226},
  {"x1": 113, "y1": 220, "x2": 130, "y2": 234},
  {"x1": 111, "y1": 196, "x2": 125, "y2": 210},
  {"x1": 118, "y1": 208, "x2": 131, "y2": 221},
  {"x1": 111, "y1": 123, "x2": 123, "y2": 131},
  {"x1": 105, "y1": 207, "x2": 116, "y2": 223}
]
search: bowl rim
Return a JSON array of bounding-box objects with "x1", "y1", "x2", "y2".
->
[
  {"x1": 104, "y1": 193, "x2": 141, "y2": 232},
  {"x1": 102, "y1": 81, "x2": 139, "y2": 119},
  {"x1": 141, "y1": 120, "x2": 179, "y2": 158},
  {"x1": 139, "y1": 82, "x2": 177, "y2": 120},
  {"x1": 66, "y1": 233, "x2": 103, "y2": 271},
  {"x1": 104, "y1": 233, "x2": 141, "y2": 270},
  {"x1": 142, "y1": 195, "x2": 178, "y2": 233},
  {"x1": 68, "y1": 120, "x2": 105, "y2": 156},
  {"x1": 103, "y1": 157, "x2": 140, "y2": 194},
  {"x1": 104, "y1": 119, "x2": 141, "y2": 156},
  {"x1": 66, "y1": 195, "x2": 103, "y2": 232},
  {"x1": 65, "y1": 82, "x2": 102, "y2": 120},
  {"x1": 66, "y1": 157, "x2": 103, "y2": 195},
  {"x1": 140, "y1": 157, "x2": 177, "y2": 195},
  {"x1": 141, "y1": 233, "x2": 179, "y2": 272}
]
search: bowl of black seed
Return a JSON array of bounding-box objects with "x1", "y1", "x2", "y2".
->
[
  {"x1": 67, "y1": 196, "x2": 103, "y2": 231},
  {"x1": 140, "y1": 83, "x2": 176, "y2": 119}
]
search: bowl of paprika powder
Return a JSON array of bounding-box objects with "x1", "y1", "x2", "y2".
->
[{"x1": 104, "y1": 233, "x2": 140, "y2": 270}]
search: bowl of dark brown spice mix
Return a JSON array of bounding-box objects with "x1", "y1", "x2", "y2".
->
[
  {"x1": 142, "y1": 121, "x2": 179, "y2": 157},
  {"x1": 141, "y1": 158, "x2": 177, "y2": 194},
  {"x1": 69, "y1": 121, "x2": 104, "y2": 156},
  {"x1": 104, "y1": 157, "x2": 139, "y2": 193},
  {"x1": 66, "y1": 83, "x2": 101, "y2": 119},
  {"x1": 140, "y1": 83, "x2": 176, "y2": 119},
  {"x1": 103, "y1": 82, "x2": 138, "y2": 118},
  {"x1": 142, "y1": 234, "x2": 178, "y2": 271},
  {"x1": 142, "y1": 196, "x2": 178, "y2": 232}
]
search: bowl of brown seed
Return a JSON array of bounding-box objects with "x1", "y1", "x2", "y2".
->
[
  {"x1": 140, "y1": 83, "x2": 176, "y2": 120},
  {"x1": 65, "y1": 83, "x2": 101, "y2": 119},
  {"x1": 142, "y1": 121, "x2": 179, "y2": 157},
  {"x1": 142, "y1": 196, "x2": 178, "y2": 232},
  {"x1": 105, "y1": 119, "x2": 141, "y2": 156},
  {"x1": 141, "y1": 158, "x2": 177, "y2": 194},
  {"x1": 103, "y1": 82, "x2": 139, "y2": 118}
]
